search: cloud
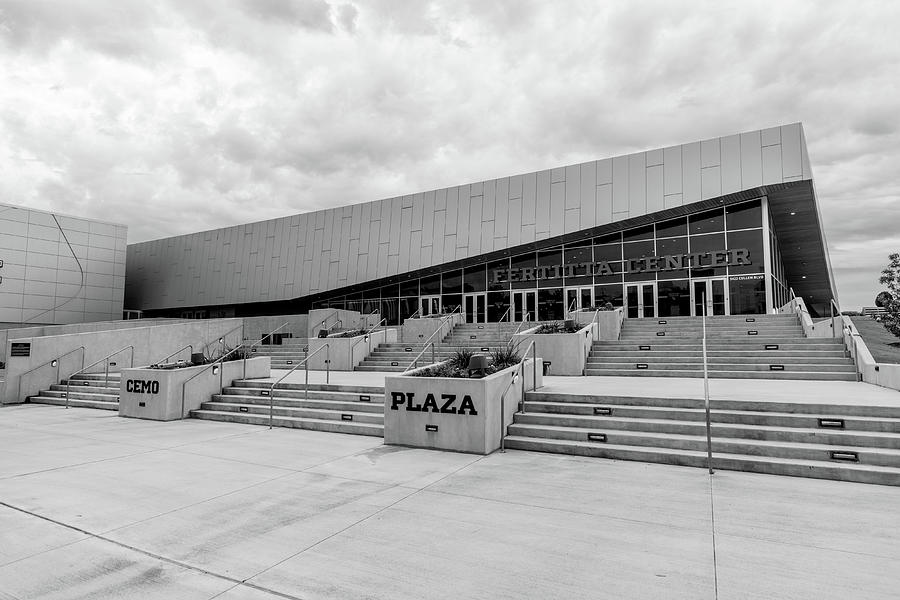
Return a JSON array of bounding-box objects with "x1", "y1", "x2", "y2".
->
[{"x1": 0, "y1": 0, "x2": 899, "y2": 310}]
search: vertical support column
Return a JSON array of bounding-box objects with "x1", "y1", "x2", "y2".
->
[{"x1": 760, "y1": 195, "x2": 775, "y2": 313}]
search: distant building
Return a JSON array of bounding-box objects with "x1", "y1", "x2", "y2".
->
[
  {"x1": 125, "y1": 123, "x2": 838, "y2": 322},
  {"x1": 0, "y1": 203, "x2": 126, "y2": 326}
]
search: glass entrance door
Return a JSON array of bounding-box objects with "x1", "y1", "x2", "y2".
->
[
  {"x1": 512, "y1": 290, "x2": 537, "y2": 321},
  {"x1": 692, "y1": 278, "x2": 729, "y2": 316},
  {"x1": 464, "y1": 293, "x2": 487, "y2": 323},
  {"x1": 625, "y1": 283, "x2": 657, "y2": 318},
  {"x1": 420, "y1": 295, "x2": 441, "y2": 317},
  {"x1": 564, "y1": 287, "x2": 594, "y2": 317}
]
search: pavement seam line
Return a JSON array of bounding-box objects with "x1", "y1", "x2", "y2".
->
[
  {"x1": 0, "y1": 500, "x2": 309, "y2": 600},
  {"x1": 709, "y1": 473, "x2": 719, "y2": 600},
  {"x1": 241, "y1": 454, "x2": 487, "y2": 584}
]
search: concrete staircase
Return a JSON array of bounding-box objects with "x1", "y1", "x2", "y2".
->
[
  {"x1": 247, "y1": 338, "x2": 309, "y2": 370},
  {"x1": 586, "y1": 314, "x2": 856, "y2": 380},
  {"x1": 356, "y1": 322, "x2": 530, "y2": 372},
  {"x1": 505, "y1": 391, "x2": 900, "y2": 486},
  {"x1": 28, "y1": 373, "x2": 122, "y2": 410},
  {"x1": 190, "y1": 380, "x2": 384, "y2": 436}
]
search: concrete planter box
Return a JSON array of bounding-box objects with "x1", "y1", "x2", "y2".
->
[
  {"x1": 401, "y1": 313, "x2": 464, "y2": 343},
  {"x1": 118, "y1": 356, "x2": 270, "y2": 421},
  {"x1": 306, "y1": 328, "x2": 396, "y2": 371},
  {"x1": 384, "y1": 358, "x2": 542, "y2": 454},
  {"x1": 572, "y1": 308, "x2": 624, "y2": 341},
  {"x1": 512, "y1": 323, "x2": 596, "y2": 376}
]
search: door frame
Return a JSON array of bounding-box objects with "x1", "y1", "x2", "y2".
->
[
  {"x1": 625, "y1": 282, "x2": 658, "y2": 318},
  {"x1": 691, "y1": 277, "x2": 730, "y2": 317},
  {"x1": 564, "y1": 286, "x2": 594, "y2": 317},
  {"x1": 420, "y1": 295, "x2": 441, "y2": 317},
  {"x1": 463, "y1": 293, "x2": 488, "y2": 323},
  {"x1": 512, "y1": 290, "x2": 537, "y2": 321}
]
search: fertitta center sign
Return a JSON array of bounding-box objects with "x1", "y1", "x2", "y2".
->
[{"x1": 490, "y1": 248, "x2": 751, "y2": 283}]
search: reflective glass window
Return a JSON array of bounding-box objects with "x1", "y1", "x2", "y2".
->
[
  {"x1": 442, "y1": 270, "x2": 462, "y2": 294},
  {"x1": 727, "y1": 229, "x2": 765, "y2": 275},
  {"x1": 656, "y1": 217, "x2": 688, "y2": 238},
  {"x1": 726, "y1": 200, "x2": 762, "y2": 230},
  {"x1": 689, "y1": 209, "x2": 725, "y2": 234}
]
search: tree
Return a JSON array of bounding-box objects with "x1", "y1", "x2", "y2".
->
[
  {"x1": 878, "y1": 253, "x2": 900, "y2": 337},
  {"x1": 875, "y1": 291, "x2": 892, "y2": 307}
]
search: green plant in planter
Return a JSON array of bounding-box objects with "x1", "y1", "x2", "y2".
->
[{"x1": 330, "y1": 329, "x2": 368, "y2": 338}]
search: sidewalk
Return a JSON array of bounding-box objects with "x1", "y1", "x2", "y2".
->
[{"x1": 1, "y1": 404, "x2": 898, "y2": 599}]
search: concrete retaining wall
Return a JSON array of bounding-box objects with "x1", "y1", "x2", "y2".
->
[
  {"x1": 119, "y1": 356, "x2": 270, "y2": 420},
  {"x1": 307, "y1": 309, "x2": 379, "y2": 338},
  {"x1": 513, "y1": 323, "x2": 596, "y2": 376},
  {"x1": 2, "y1": 318, "x2": 244, "y2": 405},
  {"x1": 401, "y1": 313, "x2": 464, "y2": 343},
  {"x1": 307, "y1": 329, "x2": 396, "y2": 370},
  {"x1": 241, "y1": 314, "x2": 309, "y2": 344},
  {"x1": 384, "y1": 357, "x2": 542, "y2": 454},
  {"x1": 572, "y1": 308, "x2": 624, "y2": 341}
]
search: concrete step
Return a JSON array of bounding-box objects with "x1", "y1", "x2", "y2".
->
[
  {"x1": 586, "y1": 356, "x2": 854, "y2": 366},
  {"x1": 211, "y1": 394, "x2": 384, "y2": 413},
  {"x1": 523, "y1": 392, "x2": 900, "y2": 418},
  {"x1": 230, "y1": 380, "x2": 385, "y2": 395},
  {"x1": 582, "y1": 368, "x2": 858, "y2": 380},
  {"x1": 595, "y1": 339, "x2": 843, "y2": 347},
  {"x1": 354, "y1": 364, "x2": 411, "y2": 372},
  {"x1": 522, "y1": 402, "x2": 900, "y2": 432},
  {"x1": 50, "y1": 383, "x2": 120, "y2": 394},
  {"x1": 512, "y1": 413, "x2": 900, "y2": 449},
  {"x1": 199, "y1": 401, "x2": 384, "y2": 425},
  {"x1": 29, "y1": 395, "x2": 119, "y2": 410},
  {"x1": 502, "y1": 436, "x2": 900, "y2": 486},
  {"x1": 190, "y1": 409, "x2": 383, "y2": 436},
  {"x1": 222, "y1": 386, "x2": 383, "y2": 403},
  {"x1": 506, "y1": 424, "x2": 900, "y2": 467},
  {"x1": 41, "y1": 389, "x2": 121, "y2": 401},
  {"x1": 66, "y1": 373, "x2": 123, "y2": 382},
  {"x1": 585, "y1": 362, "x2": 855, "y2": 373}
]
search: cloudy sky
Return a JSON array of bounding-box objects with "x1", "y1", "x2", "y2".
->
[{"x1": 1, "y1": 0, "x2": 898, "y2": 310}]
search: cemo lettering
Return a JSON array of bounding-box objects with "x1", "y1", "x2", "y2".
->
[
  {"x1": 126, "y1": 379, "x2": 160, "y2": 394},
  {"x1": 491, "y1": 248, "x2": 751, "y2": 284},
  {"x1": 390, "y1": 391, "x2": 478, "y2": 415}
]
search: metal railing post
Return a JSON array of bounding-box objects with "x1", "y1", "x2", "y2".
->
[{"x1": 702, "y1": 292, "x2": 713, "y2": 475}]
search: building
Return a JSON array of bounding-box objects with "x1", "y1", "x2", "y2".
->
[
  {"x1": 0, "y1": 203, "x2": 127, "y2": 327},
  {"x1": 125, "y1": 123, "x2": 837, "y2": 323}
]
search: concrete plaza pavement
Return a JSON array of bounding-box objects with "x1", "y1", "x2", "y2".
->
[{"x1": 1, "y1": 404, "x2": 899, "y2": 599}]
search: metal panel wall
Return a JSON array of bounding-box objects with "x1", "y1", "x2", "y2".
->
[
  {"x1": 125, "y1": 124, "x2": 813, "y2": 311},
  {"x1": 0, "y1": 203, "x2": 126, "y2": 324}
]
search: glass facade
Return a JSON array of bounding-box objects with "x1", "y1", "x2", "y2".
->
[{"x1": 315, "y1": 198, "x2": 773, "y2": 324}]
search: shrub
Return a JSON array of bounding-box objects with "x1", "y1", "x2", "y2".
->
[
  {"x1": 878, "y1": 253, "x2": 900, "y2": 338},
  {"x1": 534, "y1": 321, "x2": 580, "y2": 334},
  {"x1": 330, "y1": 329, "x2": 368, "y2": 338}
]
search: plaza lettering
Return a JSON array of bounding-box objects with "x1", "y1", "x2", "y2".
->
[
  {"x1": 126, "y1": 379, "x2": 160, "y2": 394},
  {"x1": 390, "y1": 391, "x2": 478, "y2": 415},
  {"x1": 490, "y1": 248, "x2": 751, "y2": 284}
]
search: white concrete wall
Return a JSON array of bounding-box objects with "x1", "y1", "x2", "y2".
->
[
  {"x1": 2, "y1": 318, "x2": 243, "y2": 404},
  {"x1": 0, "y1": 202, "x2": 126, "y2": 325},
  {"x1": 513, "y1": 323, "x2": 596, "y2": 376},
  {"x1": 126, "y1": 124, "x2": 812, "y2": 311},
  {"x1": 241, "y1": 314, "x2": 309, "y2": 343},
  {"x1": 307, "y1": 329, "x2": 394, "y2": 371}
]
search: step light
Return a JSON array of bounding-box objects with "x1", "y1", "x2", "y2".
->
[
  {"x1": 748, "y1": 330, "x2": 758, "y2": 335},
  {"x1": 470, "y1": 335, "x2": 477, "y2": 339},
  {"x1": 391, "y1": 361, "x2": 399, "y2": 366},
  {"x1": 765, "y1": 344, "x2": 779, "y2": 350},
  {"x1": 746, "y1": 318, "x2": 756, "y2": 322},
  {"x1": 818, "y1": 418, "x2": 845, "y2": 429},
  {"x1": 656, "y1": 332, "x2": 666, "y2": 336},
  {"x1": 286, "y1": 360, "x2": 293, "y2": 364},
  {"x1": 83, "y1": 381, "x2": 90, "y2": 386},
  {"x1": 139, "y1": 402, "x2": 145, "y2": 407},
  {"x1": 593, "y1": 407, "x2": 612, "y2": 416},
  {"x1": 478, "y1": 325, "x2": 484, "y2": 329},
  {"x1": 830, "y1": 451, "x2": 859, "y2": 462},
  {"x1": 341, "y1": 414, "x2": 353, "y2": 421},
  {"x1": 658, "y1": 320, "x2": 667, "y2": 324},
  {"x1": 636, "y1": 363, "x2": 649, "y2": 369},
  {"x1": 261, "y1": 390, "x2": 270, "y2": 396},
  {"x1": 252, "y1": 348, "x2": 257, "y2": 352},
  {"x1": 359, "y1": 395, "x2": 371, "y2": 402},
  {"x1": 481, "y1": 347, "x2": 490, "y2": 351},
  {"x1": 425, "y1": 424, "x2": 439, "y2": 432},
  {"x1": 109, "y1": 361, "x2": 116, "y2": 367},
  {"x1": 639, "y1": 345, "x2": 651, "y2": 351},
  {"x1": 769, "y1": 365, "x2": 785, "y2": 371},
  {"x1": 405, "y1": 347, "x2": 412, "y2": 351},
  {"x1": 239, "y1": 406, "x2": 249, "y2": 413},
  {"x1": 587, "y1": 433, "x2": 607, "y2": 442}
]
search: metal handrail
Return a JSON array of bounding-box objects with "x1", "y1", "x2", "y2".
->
[
  {"x1": 180, "y1": 343, "x2": 247, "y2": 419},
  {"x1": 266, "y1": 343, "x2": 330, "y2": 428},
  {"x1": 65, "y1": 345, "x2": 134, "y2": 409},
  {"x1": 701, "y1": 291, "x2": 713, "y2": 475},
  {"x1": 498, "y1": 306, "x2": 512, "y2": 323},
  {"x1": 202, "y1": 324, "x2": 244, "y2": 356},
  {"x1": 404, "y1": 309, "x2": 460, "y2": 372},
  {"x1": 14, "y1": 345, "x2": 85, "y2": 403},
  {"x1": 510, "y1": 312, "x2": 532, "y2": 339},
  {"x1": 351, "y1": 318, "x2": 387, "y2": 354},
  {"x1": 325, "y1": 319, "x2": 343, "y2": 334},
  {"x1": 360, "y1": 309, "x2": 380, "y2": 329},
  {"x1": 154, "y1": 343, "x2": 193, "y2": 366},
  {"x1": 315, "y1": 310, "x2": 340, "y2": 331},
  {"x1": 566, "y1": 296, "x2": 578, "y2": 316},
  {"x1": 408, "y1": 309, "x2": 421, "y2": 321}
]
